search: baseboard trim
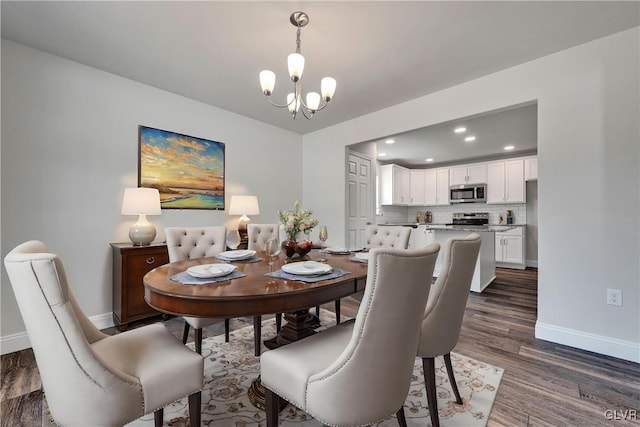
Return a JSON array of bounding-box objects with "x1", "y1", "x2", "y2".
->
[
  {"x1": 535, "y1": 321, "x2": 640, "y2": 363},
  {"x1": 0, "y1": 312, "x2": 115, "y2": 355},
  {"x1": 91, "y1": 312, "x2": 116, "y2": 330}
]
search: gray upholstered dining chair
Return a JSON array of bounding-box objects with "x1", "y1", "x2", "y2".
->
[
  {"x1": 247, "y1": 223, "x2": 282, "y2": 350},
  {"x1": 4, "y1": 240, "x2": 203, "y2": 427},
  {"x1": 337, "y1": 224, "x2": 413, "y2": 318},
  {"x1": 417, "y1": 233, "x2": 481, "y2": 427},
  {"x1": 247, "y1": 223, "x2": 279, "y2": 251},
  {"x1": 165, "y1": 226, "x2": 232, "y2": 354},
  {"x1": 261, "y1": 243, "x2": 441, "y2": 427},
  {"x1": 365, "y1": 224, "x2": 412, "y2": 249}
]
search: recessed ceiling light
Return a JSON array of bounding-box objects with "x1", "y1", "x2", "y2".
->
[
  {"x1": 378, "y1": 152, "x2": 387, "y2": 157},
  {"x1": 464, "y1": 136, "x2": 476, "y2": 142},
  {"x1": 384, "y1": 139, "x2": 395, "y2": 144},
  {"x1": 454, "y1": 127, "x2": 466, "y2": 133},
  {"x1": 504, "y1": 145, "x2": 515, "y2": 150},
  {"x1": 425, "y1": 158, "x2": 434, "y2": 162}
]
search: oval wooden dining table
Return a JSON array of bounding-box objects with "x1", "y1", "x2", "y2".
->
[{"x1": 143, "y1": 250, "x2": 368, "y2": 410}]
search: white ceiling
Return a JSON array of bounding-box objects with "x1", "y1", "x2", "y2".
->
[
  {"x1": 2, "y1": 1, "x2": 638, "y2": 163},
  {"x1": 369, "y1": 102, "x2": 538, "y2": 168}
]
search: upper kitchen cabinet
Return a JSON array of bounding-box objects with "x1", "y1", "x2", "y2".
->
[
  {"x1": 380, "y1": 164, "x2": 410, "y2": 205},
  {"x1": 409, "y1": 170, "x2": 425, "y2": 206},
  {"x1": 449, "y1": 163, "x2": 487, "y2": 186},
  {"x1": 525, "y1": 156, "x2": 538, "y2": 181},
  {"x1": 425, "y1": 168, "x2": 450, "y2": 206},
  {"x1": 487, "y1": 159, "x2": 525, "y2": 203}
]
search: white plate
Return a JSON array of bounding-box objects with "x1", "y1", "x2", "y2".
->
[
  {"x1": 325, "y1": 247, "x2": 350, "y2": 254},
  {"x1": 218, "y1": 250, "x2": 256, "y2": 260},
  {"x1": 355, "y1": 252, "x2": 369, "y2": 261},
  {"x1": 281, "y1": 261, "x2": 333, "y2": 276},
  {"x1": 187, "y1": 263, "x2": 236, "y2": 279}
]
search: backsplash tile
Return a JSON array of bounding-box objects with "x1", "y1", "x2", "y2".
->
[{"x1": 380, "y1": 203, "x2": 527, "y2": 225}]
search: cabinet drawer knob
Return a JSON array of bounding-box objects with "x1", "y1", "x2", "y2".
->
[{"x1": 146, "y1": 257, "x2": 155, "y2": 264}]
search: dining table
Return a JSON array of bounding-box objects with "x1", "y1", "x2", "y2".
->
[{"x1": 142, "y1": 249, "x2": 369, "y2": 409}]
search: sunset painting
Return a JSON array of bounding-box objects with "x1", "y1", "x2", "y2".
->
[{"x1": 138, "y1": 126, "x2": 225, "y2": 209}]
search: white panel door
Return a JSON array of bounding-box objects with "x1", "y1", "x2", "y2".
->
[{"x1": 347, "y1": 152, "x2": 374, "y2": 248}]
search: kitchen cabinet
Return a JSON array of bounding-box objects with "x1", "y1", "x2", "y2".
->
[
  {"x1": 111, "y1": 243, "x2": 169, "y2": 331},
  {"x1": 487, "y1": 159, "x2": 525, "y2": 203},
  {"x1": 525, "y1": 156, "x2": 538, "y2": 181},
  {"x1": 424, "y1": 168, "x2": 450, "y2": 206},
  {"x1": 379, "y1": 164, "x2": 410, "y2": 205},
  {"x1": 495, "y1": 227, "x2": 525, "y2": 269},
  {"x1": 422, "y1": 227, "x2": 496, "y2": 292},
  {"x1": 414, "y1": 226, "x2": 436, "y2": 249},
  {"x1": 449, "y1": 163, "x2": 487, "y2": 186},
  {"x1": 409, "y1": 170, "x2": 425, "y2": 205},
  {"x1": 407, "y1": 228, "x2": 417, "y2": 249}
]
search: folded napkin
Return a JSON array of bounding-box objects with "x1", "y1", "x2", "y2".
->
[
  {"x1": 171, "y1": 270, "x2": 246, "y2": 285},
  {"x1": 265, "y1": 268, "x2": 350, "y2": 283},
  {"x1": 349, "y1": 256, "x2": 368, "y2": 264},
  {"x1": 215, "y1": 255, "x2": 263, "y2": 263}
]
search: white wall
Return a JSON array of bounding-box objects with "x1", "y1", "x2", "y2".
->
[
  {"x1": 525, "y1": 180, "x2": 538, "y2": 267},
  {"x1": 1, "y1": 40, "x2": 302, "y2": 353},
  {"x1": 303, "y1": 29, "x2": 640, "y2": 362}
]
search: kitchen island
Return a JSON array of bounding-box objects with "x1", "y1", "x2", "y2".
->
[{"x1": 412, "y1": 224, "x2": 519, "y2": 292}]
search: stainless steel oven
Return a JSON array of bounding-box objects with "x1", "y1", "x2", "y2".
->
[{"x1": 449, "y1": 184, "x2": 486, "y2": 203}]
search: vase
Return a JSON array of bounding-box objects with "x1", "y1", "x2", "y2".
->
[{"x1": 281, "y1": 239, "x2": 312, "y2": 259}]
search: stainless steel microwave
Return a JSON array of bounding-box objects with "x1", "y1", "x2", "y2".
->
[{"x1": 449, "y1": 184, "x2": 486, "y2": 203}]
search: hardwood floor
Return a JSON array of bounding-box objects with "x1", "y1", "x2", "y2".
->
[{"x1": 2, "y1": 268, "x2": 639, "y2": 426}]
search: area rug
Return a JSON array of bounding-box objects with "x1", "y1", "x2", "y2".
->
[{"x1": 127, "y1": 311, "x2": 503, "y2": 427}]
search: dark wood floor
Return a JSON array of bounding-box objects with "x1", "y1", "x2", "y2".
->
[{"x1": 2, "y1": 268, "x2": 639, "y2": 426}]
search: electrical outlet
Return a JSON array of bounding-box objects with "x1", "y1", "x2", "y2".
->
[{"x1": 606, "y1": 288, "x2": 622, "y2": 306}]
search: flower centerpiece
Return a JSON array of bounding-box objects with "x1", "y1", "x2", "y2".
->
[{"x1": 278, "y1": 201, "x2": 319, "y2": 258}]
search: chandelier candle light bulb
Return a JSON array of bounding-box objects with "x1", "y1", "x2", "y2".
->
[
  {"x1": 259, "y1": 11, "x2": 336, "y2": 120},
  {"x1": 287, "y1": 53, "x2": 305, "y2": 81}
]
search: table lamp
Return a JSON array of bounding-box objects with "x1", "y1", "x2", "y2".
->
[
  {"x1": 121, "y1": 187, "x2": 162, "y2": 246},
  {"x1": 229, "y1": 195, "x2": 260, "y2": 233}
]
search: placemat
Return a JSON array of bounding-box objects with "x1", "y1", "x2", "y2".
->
[
  {"x1": 265, "y1": 268, "x2": 350, "y2": 283},
  {"x1": 171, "y1": 270, "x2": 246, "y2": 285}
]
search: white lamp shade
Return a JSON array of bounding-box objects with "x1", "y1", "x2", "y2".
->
[
  {"x1": 229, "y1": 195, "x2": 260, "y2": 216},
  {"x1": 321, "y1": 77, "x2": 336, "y2": 101},
  {"x1": 121, "y1": 188, "x2": 161, "y2": 215},
  {"x1": 306, "y1": 92, "x2": 320, "y2": 111},
  {"x1": 259, "y1": 70, "x2": 276, "y2": 95},
  {"x1": 287, "y1": 53, "x2": 305, "y2": 81}
]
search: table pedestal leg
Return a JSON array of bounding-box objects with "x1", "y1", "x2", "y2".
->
[
  {"x1": 248, "y1": 375, "x2": 289, "y2": 411},
  {"x1": 264, "y1": 309, "x2": 317, "y2": 350}
]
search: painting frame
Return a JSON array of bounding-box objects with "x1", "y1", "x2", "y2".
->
[{"x1": 138, "y1": 125, "x2": 225, "y2": 210}]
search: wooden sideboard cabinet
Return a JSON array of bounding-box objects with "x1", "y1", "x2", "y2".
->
[{"x1": 111, "y1": 243, "x2": 169, "y2": 331}]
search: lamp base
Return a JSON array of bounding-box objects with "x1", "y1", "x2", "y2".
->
[{"x1": 129, "y1": 214, "x2": 156, "y2": 246}]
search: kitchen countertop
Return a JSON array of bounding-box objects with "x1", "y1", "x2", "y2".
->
[{"x1": 378, "y1": 223, "x2": 525, "y2": 232}]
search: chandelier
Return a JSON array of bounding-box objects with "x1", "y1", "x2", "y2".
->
[{"x1": 259, "y1": 11, "x2": 336, "y2": 120}]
